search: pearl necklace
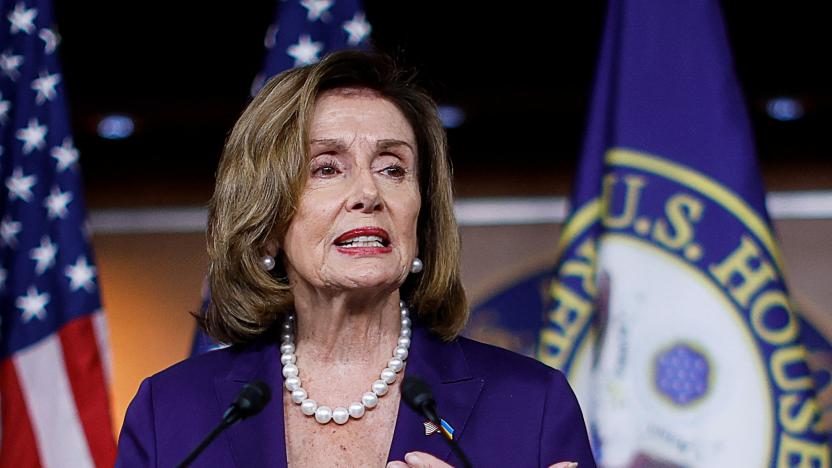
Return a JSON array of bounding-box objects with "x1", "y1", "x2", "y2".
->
[{"x1": 280, "y1": 301, "x2": 412, "y2": 425}]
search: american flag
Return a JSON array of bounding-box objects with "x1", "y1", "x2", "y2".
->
[
  {"x1": 0, "y1": 0, "x2": 115, "y2": 466},
  {"x1": 251, "y1": 0, "x2": 372, "y2": 95},
  {"x1": 192, "y1": 0, "x2": 371, "y2": 355}
]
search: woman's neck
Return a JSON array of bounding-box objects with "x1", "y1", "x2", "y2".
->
[{"x1": 291, "y1": 286, "x2": 402, "y2": 365}]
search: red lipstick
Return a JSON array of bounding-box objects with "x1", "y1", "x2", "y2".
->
[{"x1": 334, "y1": 226, "x2": 392, "y2": 255}]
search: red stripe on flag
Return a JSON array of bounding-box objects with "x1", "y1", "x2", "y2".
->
[
  {"x1": 0, "y1": 358, "x2": 42, "y2": 468},
  {"x1": 59, "y1": 316, "x2": 117, "y2": 468}
]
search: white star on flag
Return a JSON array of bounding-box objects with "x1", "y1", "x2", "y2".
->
[
  {"x1": 14, "y1": 119, "x2": 49, "y2": 154},
  {"x1": 6, "y1": 167, "x2": 37, "y2": 202},
  {"x1": 50, "y1": 137, "x2": 80, "y2": 172},
  {"x1": 7, "y1": 2, "x2": 37, "y2": 35},
  {"x1": 31, "y1": 71, "x2": 61, "y2": 104},
  {"x1": 16, "y1": 118, "x2": 47, "y2": 154},
  {"x1": 66, "y1": 256, "x2": 97, "y2": 292},
  {"x1": 0, "y1": 92, "x2": 10, "y2": 124},
  {"x1": 0, "y1": 216, "x2": 22, "y2": 248},
  {"x1": 300, "y1": 0, "x2": 333, "y2": 22},
  {"x1": 0, "y1": 50, "x2": 24, "y2": 80},
  {"x1": 44, "y1": 185, "x2": 72, "y2": 219},
  {"x1": 287, "y1": 35, "x2": 324, "y2": 66},
  {"x1": 16, "y1": 286, "x2": 50, "y2": 323},
  {"x1": 30, "y1": 236, "x2": 57, "y2": 275},
  {"x1": 343, "y1": 12, "x2": 371, "y2": 46},
  {"x1": 38, "y1": 27, "x2": 59, "y2": 54}
]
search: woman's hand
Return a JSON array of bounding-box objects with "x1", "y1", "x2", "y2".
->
[
  {"x1": 386, "y1": 451, "x2": 452, "y2": 467},
  {"x1": 387, "y1": 452, "x2": 579, "y2": 468}
]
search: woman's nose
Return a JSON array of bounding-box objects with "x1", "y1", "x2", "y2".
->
[{"x1": 346, "y1": 169, "x2": 382, "y2": 213}]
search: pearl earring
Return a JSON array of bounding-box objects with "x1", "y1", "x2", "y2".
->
[
  {"x1": 261, "y1": 255, "x2": 276, "y2": 271},
  {"x1": 410, "y1": 257, "x2": 423, "y2": 274}
]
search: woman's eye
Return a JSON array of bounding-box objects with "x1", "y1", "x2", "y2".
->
[
  {"x1": 381, "y1": 165, "x2": 407, "y2": 178},
  {"x1": 312, "y1": 162, "x2": 340, "y2": 177}
]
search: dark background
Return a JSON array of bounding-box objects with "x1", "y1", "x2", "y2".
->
[{"x1": 53, "y1": 1, "x2": 832, "y2": 207}]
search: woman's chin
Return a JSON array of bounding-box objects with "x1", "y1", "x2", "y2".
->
[
  {"x1": 345, "y1": 276, "x2": 403, "y2": 291},
  {"x1": 327, "y1": 269, "x2": 406, "y2": 293},
  {"x1": 329, "y1": 254, "x2": 406, "y2": 277}
]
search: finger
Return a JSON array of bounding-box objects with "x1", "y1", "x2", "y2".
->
[
  {"x1": 386, "y1": 462, "x2": 409, "y2": 468},
  {"x1": 548, "y1": 462, "x2": 578, "y2": 468},
  {"x1": 404, "y1": 451, "x2": 452, "y2": 467}
]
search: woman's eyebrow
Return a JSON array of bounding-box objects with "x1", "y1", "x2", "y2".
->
[
  {"x1": 377, "y1": 139, "x2": 414, "y2": 153},
  {"x1": 310, "y1": 138, "x2": 414, "y2": 154},
  {"x1": 310, "y1": 138, "x2": 349, "y2": 151}
]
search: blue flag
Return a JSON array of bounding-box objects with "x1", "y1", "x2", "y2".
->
[
  {"x1": 1, "y1": 0, "x2": 115, "y2": 464},
  {"x1": 192, "y1": 0, "x2": 371, "y2": 355},
  {"x1": 536, "y1": 0, "x2": 830, "y2": 465},
  {"x1": 251, "y1": 0, "x2": 372, "y2": 96}
]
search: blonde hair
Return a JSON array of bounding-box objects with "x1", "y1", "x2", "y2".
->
[{"x1": 203, "y1": 50, "x2": 467, "y2": 344}]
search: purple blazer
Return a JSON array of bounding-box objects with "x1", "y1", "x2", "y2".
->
[{"x1": 116, "y1": 324, "x2": 596, "y2": 467}]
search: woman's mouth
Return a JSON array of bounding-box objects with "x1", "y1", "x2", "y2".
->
[
  {"x1": 336, "y1": 235, "x2": 387, "y2": 248},
  {"x1": 334, "y1": 227, "x2": 392, "y2": 254}
]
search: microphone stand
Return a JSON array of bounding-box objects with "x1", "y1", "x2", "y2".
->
[
  {"x1": 177, "y1": 381, "x2": 270, "y2": 468},
  {"x1": 176, "y1": 417, "x2": 235, "y2": 468},
  {"x1": 428, "y1": 414, "x2": 473, "y2": 468},
  {"x1": 402, "y1": 375, "x2": 473, "y2": 468}
]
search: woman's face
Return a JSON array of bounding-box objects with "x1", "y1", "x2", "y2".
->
[{"x1": 280, "y1": 88, "x2": 421, "y2": 295}]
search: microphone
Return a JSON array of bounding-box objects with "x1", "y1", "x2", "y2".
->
[
  {"x1": 401, "y1": 375, "x2": 473, "y2": 468},
  {"x1": 177, "y1": 381, "x2": 271, "y2": 468},
  {"x1": 222, "y1": 380, "x2": 271, "y2": 425}
]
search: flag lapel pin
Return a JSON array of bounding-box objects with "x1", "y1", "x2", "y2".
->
[{"x1": 423, "y1": 419, "x2": 455, "y2": 440}]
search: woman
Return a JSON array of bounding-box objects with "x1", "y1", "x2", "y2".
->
[{"x1": 116, "y1": 50, "x2": 595, "y2": 467}]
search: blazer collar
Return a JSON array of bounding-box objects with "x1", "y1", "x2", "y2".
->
[
  {"x1": 213, "y1": 323, "x2": 483, "y2": 467},
  {"x1": 214, "y1": 337, "x2": 288, "y2": 467},
  {"x1": 387, "y1": 323, "x2": 484, "y2": 465}
]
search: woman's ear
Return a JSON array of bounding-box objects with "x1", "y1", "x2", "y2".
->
[
  {"x1": 263, "y1": 239, "x2": 279, "y2": 257},
  {"x1": 262, "y1": 238, "x2": 289, "y2": 283}
]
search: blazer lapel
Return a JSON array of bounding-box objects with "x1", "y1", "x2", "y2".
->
[
  {"x1": 213, "y1": 340, "x2": 288, "y2": 467},
  {"x1": 211, "y1": 324, "x2": 483, "y2": 467},
  {"x1": 388, "y1": 325, "x2": 484, "y2": 465}
]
